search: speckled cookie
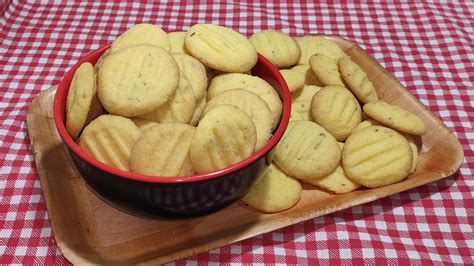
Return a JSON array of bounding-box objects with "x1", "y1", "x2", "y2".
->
[
  {"x1": 172, "y1": 53, "x2": 208, "y2": 101},
  {"x1": 110, "y1": 23, "x2": 170, "y2": 53},
  {"x1": 296, "y1": 35, "x2": 347, "y2": 64},
  {"x1": 339, "y1": 57, "x2": 379, "y2": 104},
  {"x1": 98, "y1": 44, "x2": 179, "y2": 117},
  {"x1": 290, "y1": 85, "x2": 322, "y2": 121},
  {"x1": 168, "y1": 31, "x2": 187, "y2": 53},
  {"x1": 309, "y1": 54, "x2": 345, "y2": 86},
  {"x1": 249, "y1": 30, "x2": 301, "y2": 68},
  {"x1": 184, "y1": 24, "x2": 257, "y2": 73},
  {"x1": 279, "y1": 69, "x2": 305, "y2": 93},
  {"x1": 363, "y1": 101, "x2": 427, "y2": 135},
  {"x1": 342, "y1": 126, "x2": 413, "y2": 188},
  {"x1": 274, "y1": 120, "x2": 341, "y2": 180},
  {"x1": 310, "y1": 85, "x2": 362, "y2": 141}
]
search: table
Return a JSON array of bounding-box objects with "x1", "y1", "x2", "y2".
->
[{"x1": 1, "y1": 1, "x2": 472, "y2": 264}]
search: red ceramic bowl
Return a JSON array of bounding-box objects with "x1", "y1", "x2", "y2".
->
[{"x1": 54, "y1": 44, "x2": 291, "y2": 217}]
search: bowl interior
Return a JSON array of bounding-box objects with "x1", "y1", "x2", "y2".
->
[{"x1": 53, "y1": 45, "x2": 291, "y2": 184}]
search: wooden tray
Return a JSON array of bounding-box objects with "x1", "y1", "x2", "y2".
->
[{"x1": 26, "y1": 37, "x2": 463, "y2": 264}]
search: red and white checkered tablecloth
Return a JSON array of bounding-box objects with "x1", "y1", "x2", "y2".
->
[{"x1": 1, "y1": 1, "x2": 473, "y2": 264}]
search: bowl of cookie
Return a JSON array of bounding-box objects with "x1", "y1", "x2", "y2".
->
[{"x1": 54, "y1": 24, "x2": 292, "y2": 217}]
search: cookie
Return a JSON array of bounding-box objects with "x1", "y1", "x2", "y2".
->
[
  {"x1": 290, "y1": 85, "x2": 321, "y2": 121},
  {"x1": 184, "y1": 24, "x2": 257, "y2": 73},
  {"x1": 310, "y1": 85, "x2": 362, "y2": 141},
  {"x1": 139, "y1": 73, "x2": 196, "y2": 123},
  {"x1": 403, "y1": 133, "x2": 419, "y2": 174},
  {"x1": 130, "y1": 117, "x2": 159, "y2": 132},
  {"x1": 189, "y1": 105, "x2": 257, "y2": 174},
  {"x1": 352, "y1": 118, "x2": 382, "y2": 133},
  {"x1": 291, "y1": 64, "x2": 323, "y2": 86},
  {"x1": 307, "y1": 143, "x2": 361, "y2": 194},
  {"x1": 202, "y1": 89, "x2": 273, "y2": 150},
  {"x1": 130, "y1": 123, "x2": 195, "y2": 176},
  {"x1": 309, "y1": 54, "x2": 345, "y2": 86},
  {"x1": 249, "y1": 30, "x2": 301, "y2": 68},
  {"x1": 339, "y1": 57, "x2": 379, "y2": 104},
  {"x1": 172, "y1": 53, "x2": 208, "y2": 101},
  {"x1": 274, "y1": 120, "x2": 341, "y2": 180},
  {"x1": 296, "y1": 35, "x2": 347, "y2": 64},
  {"x1": 342, "y1": 126, "x2": 413, "y2": 188},
  {"x1": 279, "y1": 69, "x2": 305, "y2": 93},
  {"x1": 78, "y1": 115, "x2": 141, "y2": 171},
  {"x1": 168, "y1": 31, "x2": 187, "y2": 53},
  {"x1": 66, "y1": 62, "x2": 104, "y2": 139},
  {"x1": 98, "y1": 44, "x2": 179, "y2": 117},
  {"x1": 207, "y1": 73, "x2": 282, "y2": 129},
  {"x1": 363, "y1": 101, "x2": 427, "y2": 135},
  {"x1": 242, "y1": 163, "x2": 302, "y2": 213},
  {"x1": 189, "y1": 92, "x2": 207, "y2": 126},
  {"x1": 110, "y1": 23, "x2": 171, "y2": 53}
]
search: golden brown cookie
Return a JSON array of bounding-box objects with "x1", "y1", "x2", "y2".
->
[
  {"x1": 139, "y1": 73, "x2": 196, "y2": 123},
  {"x1": 309, "y1": 54, "x2": 345, "y2": 86},
  {"x1": 339, "y1": 57, "x2": 379, "y2": 104},
  {"x1": 279, "y1": 69, "x2": 305, "y2": 93},
  {"x1": 363, "y1": 101, "x2": 427, "y2": 135},
  {"x1": 249, "y1": 30, "x2": 301, "y2": 68},
  {"x1": 189, "y1": 105, "x2": 257, "y2": 174},
  {"x1": 207, "y1": 73, "x2": 282, "y2": 129},
  {"x1": 202, "y1": 89, "x2": 273, "y2": 150},
  {"x1": 291, "y1": 64, "x2": 323, "y2": 86},
  {"x1": 66, "y1": 62, "x2": 104, "y2": 139},
  {"x1": 290, "y1": 85, "x2": 322, "y2": 121},
  {"x1": 296, "y1": 35, "x2": 347, "y2": 64},
  {"x1": 168, "y1": 31, "x2": 187, "y2": 53},
  {"x1": 242, "y1": 163, "x2": 302, "y2": 213},
  {"x1": 110, "y1": 23, "x2": 170, "y2": 53},
  {"x1": 274, "y1": 120, "x2": 341, "y2": 180},
  {"x1": 79, "y1": 115, "x2": 141, "y2": 171},
  {"x1": 342, "y1": 126, "x2": 413, "y2": 188},
  {"x1": 129, "y1": 123, "x2": 195, "y2": 176},
  {"x1": 310, "y1": 85, "x2": 362, "y2": 141},
  {"x1": 98, "y1": 44, "x2": 179, "y2": 117},
  {"x1": 172, "y1": 53, "x2": 208, "y2": 101},
  {"x1": 184, "y1": 24, "x2": 257, "y2": 73}
]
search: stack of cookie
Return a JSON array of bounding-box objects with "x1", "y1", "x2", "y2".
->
[
  {"x1": 241, "y1": 32, "x2": 427, "y2": 213},
  {"x1": 65, "y1": 23, "x2": 283, "y2": 178}
]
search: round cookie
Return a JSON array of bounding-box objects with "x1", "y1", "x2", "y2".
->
[
  {"x1": 274, "y1": 120, "x2": 341, "y2": 180},
  {"x1": 207, "y1": 73, "x2": 282, "y2": 129},
  {"x1": 309, "y1": 54, "x2": 345, "y2": 86},
  {"x1": 296, "y1": 35, "x2": 347, "y2": 65},
  {"x1": 184, "y1": 24, "x2": 257, "y2": 73},
  {"x1": 98, "y1": 44, "x2": 179, "y2": 117},
  {"x1": 339, "y1": 57, "x2": 379, "y2": 104},
  {"x1": 79, "y1": 115, "x2": 141, "y2": 171},
  {"x1": 202, "y1": 89, "x2": 274, "y2": 150},
  {"x1": 189, "y1": 105, "x2": 257, "y2": 174},
  {"x1": 279, "y1": 69, "x2": 305, "y2": 93},
  {"x1": 242, "y1": 163, "x2": 302, "y2": 213},
  {"x1": 110, "y1": 23, "x2": 170, "y2": 53},
  {"x1": 139, "y1": 73, "x2": 196, "y2": 123},
  {"x1": 168, "y1": 31, "x2": 187, "y2": 53},
  {"x1": 310, "y1": 85, "x2": 362, "y2": 141},
  {"x1": 403, "y1": 133, "x2": 419, "y2": 174},
  {"x1": 290, "y1": 85, "x2": 321, "y2": 121},
  {"x1": 342, "y1": 126, "x2": 413, "y2": 188},
  {"x1": 66, "y1": 62, "x2": 104, "y2": 139},
  {"x1": 249, "y1": 30, "x2": 301, "y2": 68},
  {"x1": 130, "y1": 123, "x2": 195, "y2": 176},
  {"x1": 363, "y1": 101, "x2": 427, "y2": 135},
  {"x1": 291, "y1": 64, "x2": 323, "y2": 86},
  {"x1": 172, "y1": 53, "x2": 208, "y2": 101},
  {"x1": 307, "y1": 143, "x2": 361, "y2": 194}
]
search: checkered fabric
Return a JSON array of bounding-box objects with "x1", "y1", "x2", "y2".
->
[{"x1": 1, "y1": 0, "x2": 473, "y2": 264}]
